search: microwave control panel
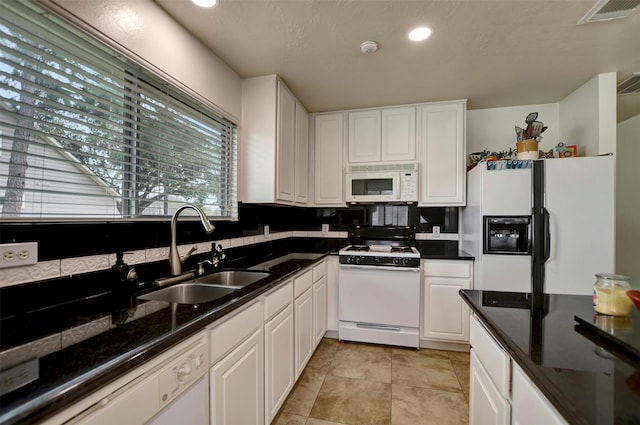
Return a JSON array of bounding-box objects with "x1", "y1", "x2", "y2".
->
[{"x1": 399, "y1": 171, "x2": 418, "y2": 201}]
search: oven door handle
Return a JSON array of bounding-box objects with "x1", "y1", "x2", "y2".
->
[
  {"x1": 356, "y1": 323, "x2": 402, "y2": 332},
  {"x1": 339, "y1": 264, "x2": 420, "y2": 272}
]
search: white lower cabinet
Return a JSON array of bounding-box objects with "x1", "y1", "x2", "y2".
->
[
  {"x1": 469, "y1": 314, "x2": 511, "y2": 425},
  {"x1": 422, "y1": 260, "x2": 473, "y2": 343},
  {"x1": 209, "y1": 302, "x2": 264, "y2": 425},
  {"x1": 470, "y1": 314, "x2": 568, "y2": 425},
  {"x1": 326, "y1": 255, "x2": 340, "y2": 333},
  {"x1": 469, "y1": 350, "x2": 511, "y2": 425},
  {"x1": 210, "y1": 330, "x2": 263, "y2": 425},
  {"x1": 511, "y1": 364, "x2": 567, "y2": 425},
  {"x1": 264, "y1": 281, "x2": 295, "y2": 424},
  {"x1": 312, "y1": 260, "x2": 328, "y2": 348},
  {"x1": 294, "y1": 286, "x2": 314, "y2": 379}
]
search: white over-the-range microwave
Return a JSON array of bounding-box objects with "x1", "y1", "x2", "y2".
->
[{"x1": 345, "y1": 162, "x2": 419, "y2": 203}]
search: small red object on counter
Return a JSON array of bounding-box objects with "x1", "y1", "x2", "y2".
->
[{"x1": 626, "y1": 290, "x2": 640, "y2": 312}]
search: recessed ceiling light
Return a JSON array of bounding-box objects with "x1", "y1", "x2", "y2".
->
[
  {"x1": 408, "y1": 26, "x2": 432, "y2": 42},
  {"x1": 192, "y1": 0, "x2": 218, "y2": 8}
]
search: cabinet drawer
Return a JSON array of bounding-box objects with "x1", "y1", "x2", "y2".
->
[
  {"x1": 424, "y1": 260, "x2": 472, "y2": 278},
  {"x1": 209, "y1": 301, "x2": 262, "y2": 365},
  {"x1": 293, "y1": 269, "x2": 313, "y2": 298},
  {"x1": 312, "y1": 260, "x2": 327, "y2": 283},
  {"x1": 469, "y1": 314, "x2": 510, "y2": 399},
  {"x1": 264, "y1": 280, "x2": 293, "y2": 321}
]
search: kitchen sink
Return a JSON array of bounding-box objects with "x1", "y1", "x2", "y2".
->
[
  {"x1": 191, "y1": 270, "x2": 272, "y2": 288},
  {"x1": 137, "y1": 283, "x2": 238, "y2": 304}
]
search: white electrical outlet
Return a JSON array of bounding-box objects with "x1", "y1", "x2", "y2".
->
[
  {"x1": 432, "y1": 226, "x2": 441, "y2": 238},
  {"x1": 0, "y1": 242, "x2": 38, "y2": 268},
  {"x1": 322, "y1": 224, "x2": 329, "y2": 234}
]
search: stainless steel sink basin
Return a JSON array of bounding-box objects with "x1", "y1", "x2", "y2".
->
[
  {"x1": 191, "y1": 270, "x2": 272, "y2": 288},
  {"x1": 137, "y1": 283, "x2": 238, "y2": 304}
]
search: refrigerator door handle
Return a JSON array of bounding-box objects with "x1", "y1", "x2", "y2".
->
[{"x1": 543, "y1": 208, "x2": 551, "y2": 262}]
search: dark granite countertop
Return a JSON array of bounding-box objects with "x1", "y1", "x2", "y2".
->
[
  {"x1": 460, "y1": 290, "x2": 640, "y2": 425},
  {"x1": 419, "y1": 249, "x2": 474, "y2": 261},
  {"x1": 0, "y1": 253, "x2": 326, "y2": 425}
]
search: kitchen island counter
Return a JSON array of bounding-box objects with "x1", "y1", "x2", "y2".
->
[{"x1": 460, "y1": 289, "x2": 639, "y2": 425}]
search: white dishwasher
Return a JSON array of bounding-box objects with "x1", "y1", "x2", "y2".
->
[{"x1": 65, "y1": 332, "x2": 209, "y2": 425}]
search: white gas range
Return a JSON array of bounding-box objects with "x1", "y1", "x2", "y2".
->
[
  {"x1": 338, "y1": 226, "x2": 421, "y2": 348},
  {"x1": 338, "y1": 244, "x2": 420, "y2": 268}
]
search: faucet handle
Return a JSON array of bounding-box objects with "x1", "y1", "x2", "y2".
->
[{"x1": 180, "y1": 246, "x2": 198, "y2": 264}]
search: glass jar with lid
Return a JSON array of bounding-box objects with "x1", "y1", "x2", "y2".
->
[{"x1": 593, "y1": 273, "x2": 632, "y2": 316}]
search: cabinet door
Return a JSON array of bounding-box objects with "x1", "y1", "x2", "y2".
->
[
  {"x1": 264, "y1": 305, "x2": 294, "y2": 423},
  {"x1": 418, "y1": 102, "x2": 465, "y2": 206},
  {"x1": 210, "y1": 330, "x2": 264, "y2": 425},
  {"x1": 313, "y1": 275, "x2": 327, "y2": 348},
  {"x1": 294, "y1": 102, "x2": 309, "y2": 204},
  {"x1": 294, "y1": 287, "x2": 314, "y2": 379},
  {"x1": 276, "y1": 83, "x2": 296, "y2": 202},
  {"x1": 314, "y1": 114, "x2": 344, "y2": 206},
  {"x1": 469, "y1": 349, "x2": 511, "y2": 425},
  {"x1": 381, "y1": 107, "x2": 416, "y2": 161},
  {"x1": 326, "y1": 255, "x2": 340, "y2": 332},
  {"x1": 512, "y1": 363, "x2": 568, "y2": 425},
  {"x1": 348, "y1": 110, "x2": 381, "y2": 163},
  {"x1": 423, "y1": 277, "x2": 471, "y2": 342}
]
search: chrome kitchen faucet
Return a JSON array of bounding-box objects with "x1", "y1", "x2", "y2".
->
[{"x1": 168, "y1": 204, "x2": 215, "y2": 276}]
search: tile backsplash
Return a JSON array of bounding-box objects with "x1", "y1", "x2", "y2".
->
[{"x1": 0, "y1": 230, "x2": 347, "y2": 288}]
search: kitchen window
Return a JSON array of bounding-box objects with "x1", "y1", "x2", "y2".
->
[{"x1": 0, "y1": 0, "x2": 238, "y2": 220}]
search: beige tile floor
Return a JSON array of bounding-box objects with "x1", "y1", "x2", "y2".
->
[{"x1": 273, "y1": 338, "x2": 470, "y2": 425}]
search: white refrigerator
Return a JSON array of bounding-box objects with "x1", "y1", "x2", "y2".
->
[{"x1": 461, "y1": 155, "x2": 615, "y2": 295}]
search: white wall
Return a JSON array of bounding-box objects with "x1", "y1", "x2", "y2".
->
[
  {"x1": 616, "y1": 114, "x2": 640, "y2": 289},
  {"x1": 49, "y1": 0, "x2": 242, "y2": 122},
  {"x1": 467, "y1": 103, "x2": 559, "y2": 156},
  {"x1": 559, "y1": 73, "x2": 617, "y2": 156}
]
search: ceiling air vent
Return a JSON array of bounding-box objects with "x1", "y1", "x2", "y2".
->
[
  {"x1": 617, "y1": 73, "x2": 640, "y2": 95},
  {"x1": 578, "y1": 0, "x2": 640, "y2": 24}
]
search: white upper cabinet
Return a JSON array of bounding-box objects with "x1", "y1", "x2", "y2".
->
[
  {"x1": 294, "y1": 102, "x2": 309, "y2": 204},
  {"x1": 347, "y1": 107, "x2": 416, "y2": 163},
  {"x1": 381, "y1": 107, "x2": 416, "y2": 161},
  {"x1": 313, "y1": 113, "x2": 345, "y2": 206},
  {"x1": 240, "y1": 75, "x2": 309, "y2": 205},
  {"x1": 276, "y1": 85, "x2": 296, "y2": 202},
  {"x1": 417, "y1": 100, "x2": 466, "y2": 206},
  {"x1": 348, "y1": 110, "x2": 381, "y2": 163}
]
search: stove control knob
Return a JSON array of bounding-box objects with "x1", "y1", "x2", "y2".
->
[
  {"x1": 348, "y1": 256, "x2": 356, "y2": 264},
  {"x1": 374, "y1": 257, "x2": 381, "y2": 263},
  {"x1": 356, "y1": 256, "x2": 363, "y2": 264},
  {"x1": 403, "y1": 258, "x2": 411, "y2": 265},
  {"x1": 393, "y1": 257, "x2": 401, "y2": 265}
]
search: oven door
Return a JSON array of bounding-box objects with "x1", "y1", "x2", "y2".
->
[{"x1": 338, "y1": 264, "x2": 420, "y2": 328}]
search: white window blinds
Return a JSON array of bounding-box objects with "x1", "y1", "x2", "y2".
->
[{"x1": 0, "y1": 0, "x2": 238, "y2": 220}]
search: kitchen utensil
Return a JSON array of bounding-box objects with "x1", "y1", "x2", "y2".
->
[
  {"x1": 515, "y1": 126, "x2": 524, "y2": 141},
  {"x1": 525, "y1": 112, "x2": 538, "y2": 124},
  {"x1": 530, "y1": 121, "x2": 543, "y2": 138}
]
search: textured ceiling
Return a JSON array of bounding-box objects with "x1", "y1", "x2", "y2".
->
[{"x1": 154, "y1": 0, "x2": 640, "y2": 122}]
